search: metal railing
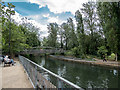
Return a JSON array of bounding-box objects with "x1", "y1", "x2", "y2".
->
[{"x1": 19, "y1": 55, "x2": 83, "y2": 89}]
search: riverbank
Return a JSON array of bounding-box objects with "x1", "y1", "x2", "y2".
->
[{"x1": 49, "y1": 55, "x2": 120, "y2": 69}]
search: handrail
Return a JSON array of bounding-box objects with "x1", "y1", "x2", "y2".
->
[{"x1": 19, "y1": 55, "x2": 83, "y2": 89}]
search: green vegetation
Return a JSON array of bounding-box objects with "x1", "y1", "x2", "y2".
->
[
  {"x1": 42, "y1": 2, "x2": 120, "y2": 61},
  {"x1": 97, "y1": 46, "x2": 108, "y2": 59},
  {"x1": 1, "y1": 1, "x2": 120, "y2": 61},
  {"x1": 0, "y1": 1, "x2": 41, "y2": 57},
  {"x1": 108, "y1": 53, "x2": 115, "y2": 61}
]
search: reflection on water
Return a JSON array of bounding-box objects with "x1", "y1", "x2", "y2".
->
[
  {"x1": 29, "y1": 55, "x2": 119, "y2": 88},
  {"x1": 40, "y1": 58, "x2": 45, "y2": 66},
  {"x1": 58, "y1": 66, "x2": 66, "y2": 77}
]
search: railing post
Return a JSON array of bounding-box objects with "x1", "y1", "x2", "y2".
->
[
  {"x1": 35, "y1": 65, "x2": 38, "y2": 89},
  {"x1": 58, "y1": 79, "x2": 64, "y2": 88},
  {"x1": 28, "y1": 61, "x2": 30, "y2": 76},
  {"x1": 58, "y1": 78, "x2": 61, "y2": 88}
]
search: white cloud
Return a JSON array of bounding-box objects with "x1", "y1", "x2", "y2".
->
[
  {"x1": 47, "y1": 16, "x2": 66, "y2": 25},
  {"x1": 27, "y1": 14, "x2": 66, "y2": 25},
  {"x1": 12, "y1": 12, "x2": 78, "y2": 39},
  {"x1": 27, "y1": 14, "x2": 41, "y2": 21},
  {"x1": 47, "y1": 16, "x2": 59, "y2": 23},
  {"x1": 43, "y1": 14, "x2": 50, "y2": 18},
  {"x1": 11, "y1": 11, "x2": 48, "y2": 38},
  {"x1": 12, "y1": 12, "x2": 67, "y2": 37},
  {"x1": 28, "y1": 0, "x2": 88, "y2": 15}
]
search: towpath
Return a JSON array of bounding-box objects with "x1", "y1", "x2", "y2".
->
[
  {"x1": 49, "y1": 55, "x2": 120, "y2": 69},
  {"x1": 0, "y1": 58, "x2": 33, "y2": 89}
]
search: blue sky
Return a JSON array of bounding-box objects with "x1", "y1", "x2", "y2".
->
[
  {"x1": 9, "y1": 2, "x2": 74, "y2": 24},
  {"x1": 4, "y1": 0, "x2": 88, "y2": 37}
]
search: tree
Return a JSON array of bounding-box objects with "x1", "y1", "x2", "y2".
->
[
  {"x1": 59, "y1": 25, "x2": 64, "y2": 48},
  {"x1": 42, "y1": 37, "x2": 49, "y2": 47},
  {"x1": 97, "y1": 46, "x2": 108, "y2": 59},
  {"x1": 67, "y1": 18, "x2": 78, "y2": 49},
  {"x1": 61, "y1": 22, "x2": 69, "y2": 50},
  {"x1": 97, "y1": 2, "x2": 120, "y2": 61},
  {"x1": 6, "y1": 3, "x2": 15, "y2": 55},
  {"x1": 2, "y1": 22, "x2": 28, "y2": 56},
  {"x1": 1, "y1": 2, "x2": 41, "y2": 57},
  {"x1": 75, "y1": 10, "x2": 86, "y2": 57},
  {"x1": 81, "y1": 2, "x2": 97, "y2": 55},
  {"x1": 18, "y1": 24, "x2": 41, "y2": 48},
  {"x1": 47, "y1": 23, "x2": 58, "y2": 47}
]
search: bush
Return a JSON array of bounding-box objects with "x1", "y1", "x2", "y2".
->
[
  {"x1": 97, "y1": 46, "x2": 108, "y2": 58},
  {"x1": 71, "y1": 47, "x2": 78, "y2": 56},
  {"x1": 65, "y1": 51, "x2": 73, "y2": 56},
  {"x1": 108, "y1": 53, "x2": 115, "y2": 60},
  {"x1": 71, "y1": 47, "x2": 86, "y2": 58},
  {"x1": 65, "y1": 47, "x2": 86, "y2": 58}
]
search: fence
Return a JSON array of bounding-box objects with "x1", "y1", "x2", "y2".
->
[{"x1": 19, "y1": 55, "x2": 83, "y2": 89}]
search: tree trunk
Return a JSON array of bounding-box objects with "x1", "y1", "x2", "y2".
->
[
  {"x1": 116, "y1": 53, "x2": 120, "y2": 61},
  {"x1": 60, "y1": 36, "x2": 63, "y2": 48},
  {"x1": 115, "y1": 53, "x2": 117, "y2": 61},
  {"x1": 11, "y1": 53, "x2": 15, "y2": 59},
  {"x1": 66, "y1": 38, "x2": 68, "y2": 50}
]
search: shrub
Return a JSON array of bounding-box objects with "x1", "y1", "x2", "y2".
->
[
  {"x1": 65, "y1": 51, "x2": 73, "y2": 56},
  {"x1": 97, "y1": 46, "x2": 108, "y2": 59}
]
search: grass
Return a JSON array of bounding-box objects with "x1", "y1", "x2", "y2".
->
[
  {"x1": 87, "y1": 53, "x2": 116, "y2": 61},
  {"x1": 64, "y1": 51, "x2": 116, "y2": 61},
  {"x1": 86, "y1": 55, "x2": 97, "y2": 61},
  {"x1": 107, "y1": 53, "x2": 115, "y2": 61}
]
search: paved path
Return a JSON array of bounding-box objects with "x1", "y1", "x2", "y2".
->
[
  {"x1": 49, "y1": 55, "x2": 120, "y2": 69},
  {"x1": 1, "y1": 58, "x2": 33, "y2": 88}
]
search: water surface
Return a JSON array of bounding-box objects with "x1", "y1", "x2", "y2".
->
[{"x1": 28, "y1": 55, "x2": 119, "y2": 88}]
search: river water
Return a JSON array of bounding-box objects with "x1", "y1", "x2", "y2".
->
[{"x1": 28, "y1": 55, "x2": 119, "y2": 88}]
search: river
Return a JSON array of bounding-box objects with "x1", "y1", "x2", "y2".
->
[{"x1": 27, "y1": 55, "x2": 119, "y2": 88}]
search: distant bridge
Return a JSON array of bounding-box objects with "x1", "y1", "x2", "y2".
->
[{"x1": 20, "y1": 47, "x2": 65, "y2": 54}]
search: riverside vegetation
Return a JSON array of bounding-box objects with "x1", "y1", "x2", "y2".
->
[{"x1": 0, "y1": 1, "x2": 120, "y2": 61}]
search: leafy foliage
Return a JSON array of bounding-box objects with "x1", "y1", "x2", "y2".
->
[
  {"x1": 97, "y1": 46, "x2": 108, "y2": 58},
  {"x1": 43, "y1": 2, "x2": 120, "y2": 60},
  {"x1": 47, "y1": 23, "x2": 58, "y2": 47},
  {"x1": 1, "y1": 2, "x2": 41, "y2": 56},
  {"x1": 1, "y1": 1, "x2": 120, "y2": 61},
  {"x1": 97, "y1": 2, "x2": 120, "y2": 60}
]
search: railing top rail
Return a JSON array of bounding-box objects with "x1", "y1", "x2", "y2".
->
[{"x1": 20, "y1": 55, "x2": 83, "y2": 89}]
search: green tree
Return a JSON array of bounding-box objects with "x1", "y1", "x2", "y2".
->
[
  {"x1": 81, "y1": 2, "x2": 97, "y2": 55},
  {"x1": 97, "y1": 2, "x2": 120, "y2": 61},
  {"x1": 59, "y1": 25, "x2": 64, "y2": 48},
  {"x1": 5, "y1": 2, "x2": 15, "y2": 55},
  {"x1": 47, "y1": 23, "x2": 58, "y2": 47},
  {"x1": 42, "y1": 37, "x2": 49, "y2": 47},
  {"x1": 97, "y1": 46, "x2": 108, "y2": 59},
  {"x1": 19, "y1": 25, "x2": 41, "y2": 47},
  {"x1": 61, "y1": 22, "x2": 69, "y2": 50},
  {"x1": 2, "y1": 22, "x2": 28, "y2": 56},
  {"x1": 67, "y1": 18, "x2": 78, "y2": 49},
  {"x1": 75, "y1": 10, "x2": 86, "y2": 57},
  {"x1": 1, "y1": 2, "x2": 41, "y2": 57}
]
